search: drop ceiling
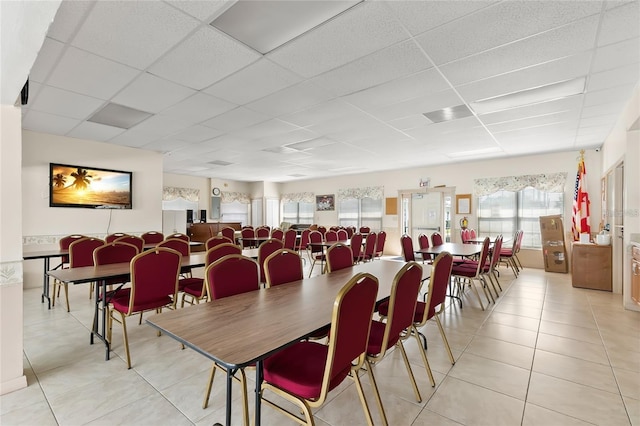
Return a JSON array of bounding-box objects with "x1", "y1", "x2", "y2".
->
[{"x1": 22, "y1": 0, "x2": 640, "y2": 182}]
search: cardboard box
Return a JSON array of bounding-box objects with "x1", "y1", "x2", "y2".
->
[
  {"x1": 540, "y1": 215, "x2": 568, "y2": 273},
  {"x1": 540, "y1": 214, "x2": 565, "y2": 244},
  {"x1": 543, "y1": 244, "x2": 568, "y2": 273}
]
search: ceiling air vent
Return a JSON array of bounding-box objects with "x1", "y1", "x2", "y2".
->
[
  {"x1": 422, "y1": 105, "x2": 473, "y2": 123},
  {"x1": 87, "y1": 103, "x2": 152, "y2": 129}
]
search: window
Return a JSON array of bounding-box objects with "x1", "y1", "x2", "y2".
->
[
  {"x1": 338, "y1": 197, "x2": 382, "y2": 231},
  {"x1": 478, "y1": 187, "x2": 563, "y2": 248},
  {"x1": 282, "y1": 201, "x2": 314, "y2": 225},
  {"x1": 265, "y1": 198, "x2": 279, "y2": 228},
  {"x1": 220, "y1": 200, "x2": 249, "y2": 226}
]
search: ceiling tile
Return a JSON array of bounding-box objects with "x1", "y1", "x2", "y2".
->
[
  {"x1": 72, "y1": 0, "x2": 199, "y2": 69},
  {"x1": 417, "y1": 1, "x2": 601, "y2": 65},
  {"x1": 580, "y1": 115, "x2": 619, "y2": 128},
  {"x1": 22, "y1": 110, "x2": 80, "y2": 135},
  {"x1": 201, "y1": 107, "x2": 271, "y2": 132},
  {"x1": 28, "y1": 38, "x2": 65, "y2": 83},
  {"x1": 204, "y1": 59, "x2": 302, "y2": 104},
  {"x1": 280, "y1": 99, "x2": 363, "y2": 128},
  {"x1": 47, "y1": 47, "x2": 140, "y2": 100},
  {"x1": 170, "y1": 125, "x2": 223, "y2": 143},
  {"x1": 112, "y1": 72, "x2": 195, "y2": 114},
  {"x1": 159, "y1": 93, "x2": 236, "y2": 125},
  {"x1": 584, "y1": 84, "x2": 637, "y2": 107},
  {"x1": 591, "y1": 37, "x2": 640, "y2": 72},
  {"x1": 245, "y1": 81, "x2": 335, "y2": 117},
  {"x1": 46, "y1": 0, "x2": 95, "y2": 43},
  {"x1": 229, "y1": 119, "x2": 301, "y2": 140},
  {"x1": 165, "y1": 0, "x2": 230, "y2": 21},
  {"x1": 66, "y1": 121, "x2": 125, "y2": 141},
  {"x1": 140, "y1": 137, "x2": 191, "y2": 153},
  {"x1": 456, "y1": 52, "x2": 592, "y2": 103},
  {"x1": 478, "y1": 95, "x2": 584, "y2": 125},
  {"x1": 439, "y1": 15, "x2": 600, "y2": 86},
  {"x1": 148, "y1": 26, "x2": 261, "y2": 90},
  {"x1": 29, "y1": 85, "x2": 104, "y2": 120},
  {"x1": 486, "y1": 110, "x2": 581, "y2": 134},
  {"x1": 268, "y1": 1, "x2": 408, "y2": 78},
  {"x1": 367, "y1": 89, "x2": 465, "y2": 122},
  {"x1": 311, "y1": 40, "x2": 433, "y2": 97},
  {"x1": 581, "y1": 102, "x2": 625, "y2": 119},
  {"x1": 598, "y1": 1, "x2": 640, "y2": 46},
  {"x1": 385, "y1": 0, "x2": 495, "y2": 36},
  {"x1": 588, "y1": 63, "x2": 640, "y2": 92}
]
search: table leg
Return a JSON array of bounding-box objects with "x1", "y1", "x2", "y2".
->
[
  {"x1": 226, "y1": 368, "x2": 234, "y2": 426},
  {"x1": 42, "y1": 258, "x2": 51, "y2": 309},
  {"x1": 255, "y1": 360, "x2": 263, "y2": 426}
]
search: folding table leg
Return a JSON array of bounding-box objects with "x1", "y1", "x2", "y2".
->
[{"x1": 255, "y1": 360, "x2": 263, "y2": 426}]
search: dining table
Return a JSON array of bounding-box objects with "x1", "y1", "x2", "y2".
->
[
  {"x1": 465, "y1": 236, "x2": 510, "y2": 245},
  {"x1": 146, "y1": 259, "x2": 430, "y2": 426},
  {"x1": 306, "y1": 239, "x2": 350, "y2": 273}
]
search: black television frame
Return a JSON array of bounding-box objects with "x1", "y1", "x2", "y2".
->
[{"x1": 49, "y1": 163, "x2": 133, "y2": 209}]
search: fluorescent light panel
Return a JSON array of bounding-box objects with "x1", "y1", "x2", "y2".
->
[
  {"x1": 423, "y1": 105, "x2": 473, "y2": 123},
  {"x1": 471, "y1": 77, "x2": 586, "y2": 115},
  {"x1": 87, "y1": 103, "x2": 152, "y2": 129},
  {"x1": 211, "y1": 1, "x2": 361, "y2": 54}
]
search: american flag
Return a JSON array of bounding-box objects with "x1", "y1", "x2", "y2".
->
[{"x1": 571, "y1": 154, "x2": 590, "y2": 240}]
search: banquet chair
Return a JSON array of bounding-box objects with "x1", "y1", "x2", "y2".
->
[
  {"x1": 460, "y1": 229, "x2": 470, "y2": 244},
  {"x1": 359, "y1": 226, "x2": 371, "y2": 234},
  {"x1": 156, "y1": 238, "x2": 202, "y2": 294},
  {"x1": 141, "y1": 231, "x2": 164, "y2": 245},
  {"x1": 452, "y1": 238, "x2": 492, "y2": 310},
  {"x1": 220, "y1": 226, "x2": 236, "y2": 243},
  {"x1": 374, "y1": 231, "x2": 386, "y2": 259},
  {"x1": 108, "y1": 248, "x2": 181, "y2": 369},
  {"x1": 469, "y1": 229, "x2": 477, "y2": 239},
  {"x1": 345, "y1": 226, "x2": 355, "y2": 238},
  {"x1": 105, "y1": 233, "x2": 128, "y2": 243},
  {"x1": 202, "y1": 254, "x2": 260, "y2": 422},
  {"x1": 350, "y1": 232, "x2": 364, "y2": 264},
  {"x1": 367, "y1": 261, "x2": 423, "y2": 413},
  {"x1": 307, "y1": 230, "x2": 324, "y2": 277},
  {"x1": 500, "y1": 231, "x2": 522, "y2": 276},
  {"x1": 260, "y1": 273, "x2": 380, "y2": 426},
  {"x1": 326, "y1": 243, "x2": 354, "y2": 273},
  {"x1": 513, "y1": 229, "x2": 525, "y2": 270},
  {"x1": 418, "y1": 233, "x2": 432, "y2": 263},
  {"x1": 329, "y1": 226, "x2": 340, "y2": 232},
  {"x1": 264, "y1": 249, "x2": 303, "y2": 288},
  {"x1": 53, "y1": 237, "x2": 105, "y2": 311},
  {"x1": 361, "y1": 232, "x2": 377, "y2": 262},
  {"x1": 297, "y1": 228, "x2": 310, "y2": 260},
  {"x1": 114, "y1": 235, "x2": 144, "y2": 252},
  {"x1": 325, "y1": 229, "x2": 339, "y2": 242},
  {"x1": 166, "y1": 232, "x2": 189, "y2": 241},
  {"x1": 431, "y1": 232, "x2": 443, "y2": 246},
  {"x1": 240, "y1": 227, "x2": 255, "y2": 248},
  {"x1": 257, "y1": 239, "x2": 284, "y2": 285},
  {"x1": 181, "y1": 243, "x2": 242, "y2": 307},
  {"x1": 283, "y1": 228, "x2": 297, "y2": 250},
  {"x1": 52, "y1": 234, "x2": 85, "y2": 299},
  {"x1": 337, "y1": 229, "x2": 348, "y2": 240},
  {"x1": 316, "y1": 225, "x2": 327, "y2": 237},
  {"x1": 205, "y1": 235, "x2": 232, "y2": 250},
  {"x1": 271, "y1": 228, "x2": 284, "y2": 241},
  {"x1": 401, "y1": 234, "x2": 416, "y2": 262},
  {"x1": 255, "y1": 226, "x2": 270, "y2": 238},
  {"x1": 487, "y1": 234, "x2": 504, "y2": 294}
]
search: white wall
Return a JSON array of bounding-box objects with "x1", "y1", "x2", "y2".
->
[
  {"x1": 163, "y1": 172, "x2": 210, "y2": 216},
  {"x1": 22, "y1": 130, "x2": 163, "y2": 288}
]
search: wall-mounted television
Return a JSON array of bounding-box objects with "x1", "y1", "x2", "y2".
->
[{"x1": 49, "y1": 163, "x2": 132, "y2": 209}]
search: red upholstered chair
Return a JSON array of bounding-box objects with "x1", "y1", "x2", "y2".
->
[
  {"x1": 417, "y1": 233, "x2": 432, "y2": 263},
  {"x1": 359, "y1": 226, "x2": 371, "y2": 234},
  {"x1": 325, "y1": 230, "x2": 339, "y2": 242},
  {"x1": 53, "y1": 237, "x2": 105, "y2": 311},
  {"x1": 326, "y1": 243, "x2": 354, "y2": 273},
  {"x1": 350, "y1": 232, "x2": 364, "y2": 263},
  {"x1": 220, "y1": 226, "x2": 236, "y2": 243},
  {"x1": 264, "y1": 249, "x2": 303, "y2": 288},
  {"x1": 181, "y1": 243, "x2": 242, "y2": 307},
  {"x1": 367, "y1": 262, "x2": 423, "y2": 414},
  {"x1": 114, "y1": 235, "x2": 144, "y2": 252},
  {"x1": 108, "y1": 248, "x2": 181, "y2": 368},
  {"x1": 166, "y1": 232, "x2": 189, "y2": 242},
  {"x1": 401, "y1": 234, "x2": 416, "y2": 262},
  {"x1": 241, "y1": 227, "x2": 255, "y2": 248},
  {"x1": 307, "y1": 230, "x2": 324, "y2": 277},
  {"x1": 105, "y1": 233, "x2": 128, "y2": 243},
  {"x1": 256, "y1": 227, "x2": 270, "y2": 238},
  {"x1": 329, "y1": 226, "x2": 340, "y2": 232},
  {"x1": 202, "y1": 254, "x2": 260, "y2": 420},
  {"x1": 260, "y1": 273, "x2": 380, "y2": 425},
  {"x1": 205, "y1": 235, "x2": 233, "y2": 250},
  {"x1": 52, "y1": 234, "x2": 85, "y2": 300},
  {"x1": 500, "y1": 231, "x2": 522, "y2": 276},
  {"x1": 361, "y1": 232, "x2": 377, "y2": 262},
  {"x1": 514, "y1": 229, "x2": 525, "y2": 270},
  {"x1": 257, "y1": 239, "x2": 285, "y2": 284},
  {"x1": 469, "y1": 229, "x2": 477, "y2": 239},
  {"x1": 316, "y1": 225, "x2": 326, "y2": 237},
  {"x1": 452, "y1": 238, "x2": 492, "y2": 310},
  {"x1": 271, "y1": 228, "x2": 284, "y2": 241},
  {"x1": 461, "y1": 229, "x2": 470, "y2": 244},
  {"x1": 156, "y1": 238, "x2": 202, "y2": 293},
  {"x1": 283, "y1": 229, "x2": 297, "y2": 250},
  {"x1": 141, "y1": 231, "x2": 163, "y2": 245},
  {"x1": 337, "y1": 229, "x2": 348, "y2": 240},
  {"x1": 375, "y1": 231, "x2": 386, "y2": 259},
  {"x1": 297, "y1": 229, "x2": 310, "y2": 254},
  {"x1": 345, "y1": 226, "x2": 355, "y2": 238},
  {"x1": 431, "y1": 232, "x2": 443, "y2": 246}
]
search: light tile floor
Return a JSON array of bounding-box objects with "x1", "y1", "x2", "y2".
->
[{"x1": 2, "y1": 261, "x2": 639, "y2": 425}]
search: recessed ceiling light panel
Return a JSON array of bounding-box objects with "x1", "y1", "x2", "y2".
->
[
  {"x1": 423, "y1": 105, "x2": 473, "y2": 123},
  {"x1": 87, "y1": 103, "x2": 153, "y2": 129}
]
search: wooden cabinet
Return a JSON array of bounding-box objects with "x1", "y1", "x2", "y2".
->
[
  {"x1": 571, "y1": 243, "x2": 612, "y2": 291},
  {"x1": 632, "y1": 246, "x2": 640, "y2": 306},
  {"x1": 188, "y1": 222, "x2": 241, "y2": 250}
]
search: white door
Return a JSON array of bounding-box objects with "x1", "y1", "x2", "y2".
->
[{"x1": 411, "y1": 192, "x2": 443, "y2": 243}]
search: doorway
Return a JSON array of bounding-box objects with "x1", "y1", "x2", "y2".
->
[
  {"x1": 400, "y1": 188, "x2": 454, "y2": 245},
  {"x1": 605, "y1": 162, "x2": 625, "y2": 293}
]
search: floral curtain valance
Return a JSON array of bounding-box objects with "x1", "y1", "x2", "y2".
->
[
  {"x1": 281, "y1": 192, "x2": 315, "y2": 203},
  {"x1": 337, "y1": 186, "x2": 384, "y2": 201},
  {"x1": 474, "y1": 173, "x2": 567, "y2": 197},
  {"x1": 221, "y1": 191, "x2": 250, "y2": 204},
  {"x1": 162, "y1": 186, "x2": 199, "y2": 202}
]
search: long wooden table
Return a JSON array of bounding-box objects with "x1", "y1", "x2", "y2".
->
[{"x1": 146, "y1": 260, "x2": 430, "y2": 426}]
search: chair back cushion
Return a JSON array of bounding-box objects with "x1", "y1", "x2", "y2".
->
[
  {"x1": 271, "y1": 229, "x2": 284, "y2": 241},
  {"x1": 317, "y1": 226, "x2": 326, "y2": 236},
  {"x1": 206, "y1": 243, "x2": 242, "y2": 265},
  {"x1": 166, "y1": 233, "x2": 189, "y2": 241},
  {"x1": 469, "y1": 229, "x2": 477, "y2": 239},
  {"x1": 345, "y1": 227, "x2": 355, "y2": 238},
  {"x1": 206, "y1": 236, "x2": 232, "y2": 250},
  {"x1": 141, "y1": 231, "x2": 164, "y2": 244},
  {"x1": 258, "y1": 239, "x2": 285, "y2": 283},
  {"x1": 128, "y1": 248, "x2": 181, "y2": 313},
  {"x1": 359, "y1": 226, "x2": 370, "y2": 233},
  {"x1": 325, "y1": 230, "x2": 339, "y2": 242},
  {"x1": 490, "y1": 235, "x2": 503, "y2": 268},
  {"x1": 298, "y1": 229, "x2": 310, "y2": 251},
  {"x1": 114, "y1": 235, "x2": 144, "y2": 252},
  {"x1": 221, "y1": 227, "x2": 236, "y2": 241},
  {"x1": 94, "y1": 242, "x2": 139, "y2": 265},
  {"x1": 256, "y1": 227, "x2": 270, "y2": 238},
  {"x1": 70, "y1": 238, "x2": 105, "y2": 268},
  {"x1": 157, "y1": 238, "x2": 190, "y2": 256},
  {"x1": 326, "y1": 243, "x2": 353, "y2": 273},
  {"x1": 308, "y1": 231, "x2": 323, "y2": 254},
  {"x1": 264, "y1": 249, "x2": 303, "y2": 287},
  {"x1": 401, "y1": 234, "x2": 415, "y2": 262},
  {"x1": 431, "y1": 232, "x2": 443, "y2": 246},
  {"x1": 423, "y1": 252, "x2": 454, "y2": 322},
  {"x1": 363, "y1": 232, "x2": 376, "y2": 258},
  {"x1": 337, "y1": 229, "x2": 348, "y2": 240},
  {"x1": 375, "y1": 231, "x2": 386, "y2": 256},
  {"x1": 206, "y1": 255, "x2": 260, "y2": 300},
  {"x1": 350, "y1": 233, "x2": 364, "y2": 259},
  {"x1": 105, "y1": 233, "x2": 128, "y2": 243},
  {"x1": 60, "y1": 234, "x2": 85, "y2": 250},
  {"x1": 418, "y1": 233, "x2": 429, "y2": 249},
  {"x1": 283, "y1": 229, "x2": 297, "y2": 250}
]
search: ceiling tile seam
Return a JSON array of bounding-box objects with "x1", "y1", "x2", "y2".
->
[
  {"x1": 47, "y1": 1, "x2": 97, "y2": 46},
  {"x1": 484, "y1": 109, "x2": 575, "y2": 126},
  {"x1": 573, "y1": 1, "x2": 609, "y2": 149},
  {"x1": 161, "y1": 0, "x2": 234, "y2": 25}
]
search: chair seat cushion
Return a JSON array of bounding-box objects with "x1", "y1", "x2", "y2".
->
[
  {"x1": 110, "y1": 295, "x2": 174, "y2": 314},
  {"x1": 366, "y1": 320, "x2": 387, "y2": 355},
  {"x1": 178, "y1": 277, "x2": 203, "y2": 291},
  {"x1": 182, "y1": 282, "x2": 205, "y2": 297},
  {"x1": 377, "y1": 300, "x2": 428, "y2": 323},
  {"x1": 451, "y1": 266, "x2": 477, "y2": 277},
  {"x1": 100, "y1": 287, "x2": 131, "y2": 302},
  {"x1": 264, "y1": 341, "x2": 348, "y2": 400},
  {"x1": 500, "y1": 249, "x2": 513, "y2": 256}
]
